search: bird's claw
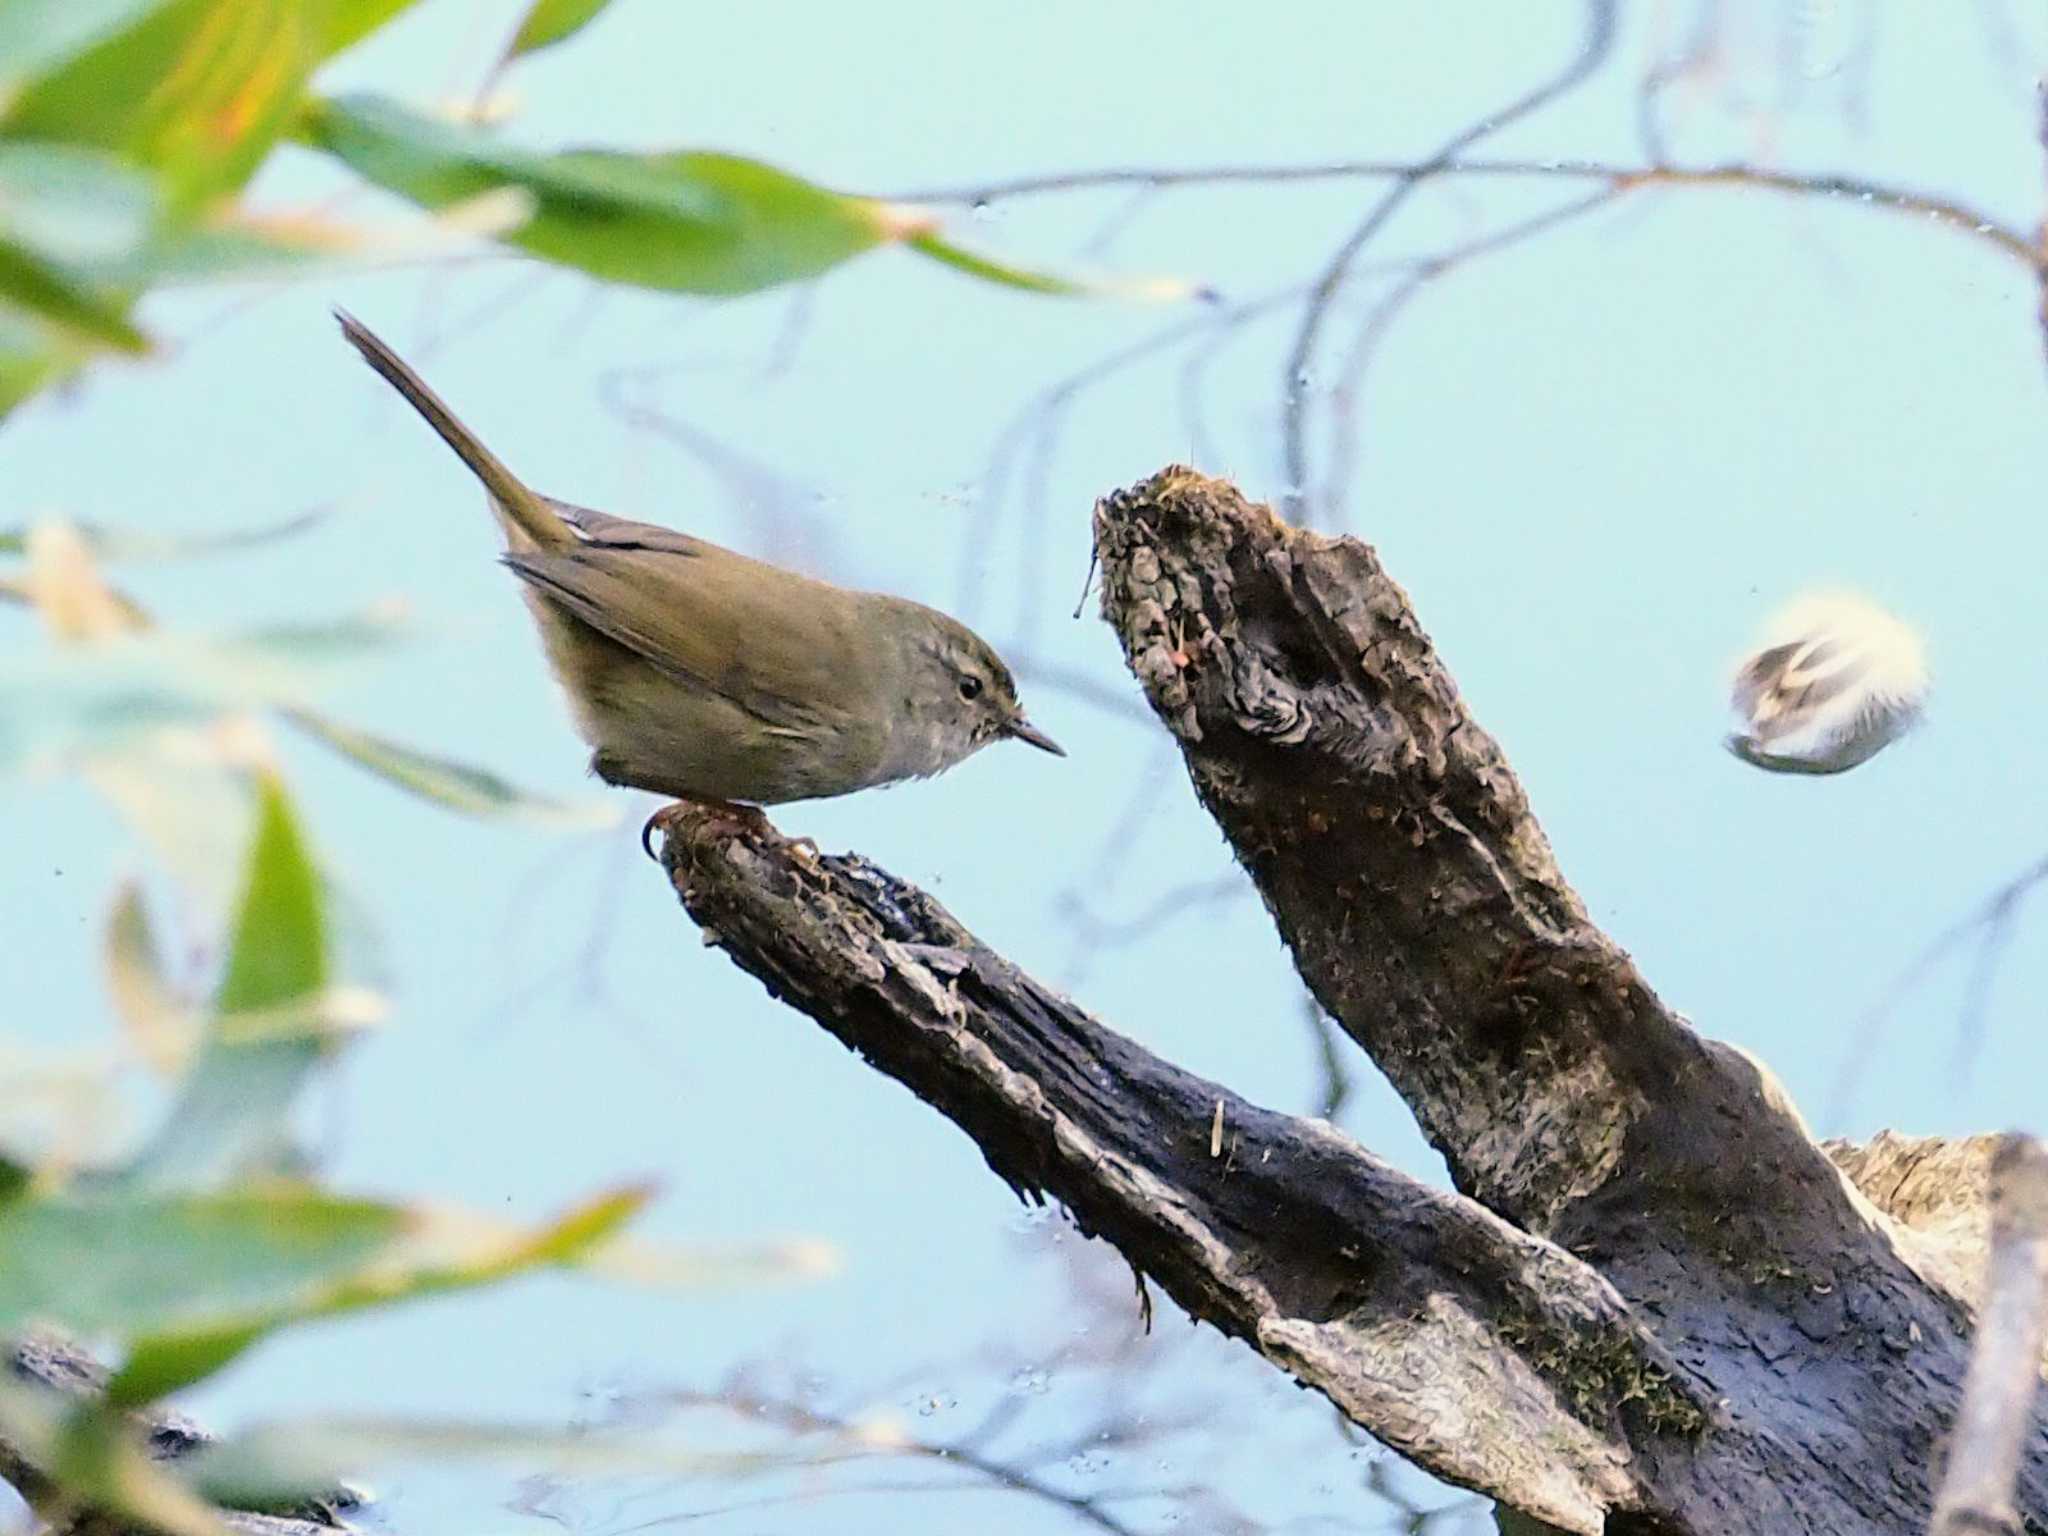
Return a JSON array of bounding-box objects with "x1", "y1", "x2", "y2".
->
[{"x1": 641, "y1": 800, "x2": 817, "y2": 864}]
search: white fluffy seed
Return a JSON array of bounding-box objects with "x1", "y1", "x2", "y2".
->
[{"x1": 1726, "y1": 590, "x2": 1929, "y2": 775}]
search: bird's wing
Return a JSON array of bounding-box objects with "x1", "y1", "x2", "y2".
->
[
  {"x1": 503, "y1": 527, "x2": 865, "y2": 731},
  {"x1": 545, "y1": 497, "x2": 717, "y2": 556}
]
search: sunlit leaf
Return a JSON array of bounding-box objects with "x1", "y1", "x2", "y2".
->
[
  {"x1": 107, "y1": 1183, "x2": 653, "y2": 1402},
  {"x1": 0, "y1": 0, "x2": 172, "y2": 103},
  {"x1": 0, "y1": 1386, "x2": 230, "y2": 1536},
  {"x1": 17, "y1": 520, "x2": 152, "y2": 639},
  {"x1": 504, "y1": 0, "x2": 612, "y2": 63},
  {"x1": 281, "y1": 706, "x2": 615, "y2": 827},
  {"x1": 5, "y1": 0, "x2": 319, "y2": 216},
  {"x1": 299, "y1": 93, "x2": 913, "y2": 295},
  {"x1": 122, "y1": 772, "x2": 332, "y2": 1189},
  {"x1": 323, "y1": 0, "x2": 420, "y2": 56},
  {"x1": 103, "y1": 879, "x2": 195, "y2": 1077}
]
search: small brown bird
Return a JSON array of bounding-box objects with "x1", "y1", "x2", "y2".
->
[{"x1": 335, "y1": 312, "x2": 1061, "y2": 848}]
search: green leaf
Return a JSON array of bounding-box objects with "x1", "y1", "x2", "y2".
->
[
  {"x1": 323, "y1": 0, "x2": 421, "y2": 56},
  {"x1": 0, "y1": 0, "x2": 172, "y2": 102},
  {"x1": 504, "y1": 0, "x2": 613, "y2": 63},
  {"x1": 123, "y1": 772, "x2": 333, "y2": 1188},
  {"x1": 0, "y1": 1150, "x2": 28, "y2": 1203},
  {"x1": 0, "y1": 1180, "x2": 649, "y2": 1405},
  {"x1": 0, "y1": 1186, "x2": 405, "y2": 1340},
  {"x1": 0, "y1": 1388, "x2": 231, "y2": 1536},
  {"x1": 0, "y1": 316, "x2": 65, "y2": 411},
  {"x1": 106, "y1": 1183, "x2": 652, "y2": 1402},
  {"x1": 906, "y1": 228, "x2": 1207, "y2": 301},
  {"x1": 280, "y1": 706, "x2": 615, "y2": 827},
  {"x1": 0, "y1": 237, "x2": 146, "y2": 352},
  {"x1": 299, "y1": 93, "x2": 911, "y2": 295},
  {"x1": 4, "y1": 0, "x2": 322, "y2": 216}
]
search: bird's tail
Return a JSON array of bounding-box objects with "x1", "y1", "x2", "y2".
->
[{"x1": 334, "y1": 309, "x2": 568, "y2": 552}]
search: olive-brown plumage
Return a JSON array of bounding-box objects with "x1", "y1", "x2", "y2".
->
[{"x1": 335, "y1": 311, "x2": 1061, "y2": 811}]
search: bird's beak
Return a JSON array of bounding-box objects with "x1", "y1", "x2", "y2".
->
[{"x1": 1003, "y1": 714, "x2": 1065, "y2": 757}]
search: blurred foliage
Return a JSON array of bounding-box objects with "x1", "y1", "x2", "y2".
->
[
  {"x1": 0, "y1": 518, "x2": 614, "y2": 905},
  {"x1": 0, "y1": 0, "x2": 1172, "y2": 419},
  {"x1": 0, "y1": 1, "x2": 1188, "y2": 1529},
  {"x1": 0, "y1": 516, "x2": 846, "y2": 1528},
  {"x1": 0, "y1": 761, "x2": 672, "y2": 1532},
  {"x1": 498, "y1": 0, "x2": 616, "y2": 73}
]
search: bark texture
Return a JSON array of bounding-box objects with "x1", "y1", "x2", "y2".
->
[{"x1": 656, "y1": 468, "x2": 2048, "y2": 1535}]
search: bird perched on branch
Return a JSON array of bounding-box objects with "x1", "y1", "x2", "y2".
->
[{"x1": 334, "y1": 311, "x2": 1062, "y2": 851}]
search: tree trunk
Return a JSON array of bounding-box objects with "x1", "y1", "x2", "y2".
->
[{"x1": 657, "y1": 467, "x2": 2047, "y2": 1535}]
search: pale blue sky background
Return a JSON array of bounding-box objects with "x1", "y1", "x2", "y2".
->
[{"x1": 8, "y1": 3, "x2": 2048, "y2": 1531}]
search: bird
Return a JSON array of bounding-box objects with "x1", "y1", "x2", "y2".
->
[
  {"x1": 1726, "y1": 589, "x2": 1928, "y2": 775},
  {"x1": 334, "y1": 310, "x2": 1062, "y2": 853}
]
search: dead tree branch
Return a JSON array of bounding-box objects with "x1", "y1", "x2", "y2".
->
[
  {"x1": 1929, "y1": 1136, "x2": 2048, "y2": 1536},
  {"x1": 659, "y1": 809, "x2": 1703, "y2": 1532},
  {"x1": 657, "y1": 468, "x2": 2048, "y2": 1533}
]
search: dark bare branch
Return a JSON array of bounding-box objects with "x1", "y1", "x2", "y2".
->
[
  {"x1": 656, "y1": 466, "x2": 2048, "y2": 1533},
  {"x1": 1093, "y1": 468, "x2": 1823, "y2": 1237},
  {"x1": 1084, "y1": 466, "x2": 2048, "y2": 1533},
  {"x1": 656, "y1": 811, "x2": 1703, "y2": 1531}
]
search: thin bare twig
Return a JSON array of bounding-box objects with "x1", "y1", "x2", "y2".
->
[
  {"x1": 1317, "y1": 186, "x2": 1620, "y2": 527},
  {"x1": 1278, "y1": 1, "x2": 1619, "y2": 522},
  {"x1": 894, "y1": 159, "x2": 2032, "y2": 270},
  {"x1": 2035, "y1": 82, "x2": 2048, "y2": 375},
  {"x1": 953, "y1": 285, "x2": 1303, "y2": 624},
  {"x1": 1825, "y1": 852, "x2": 2048, "y2": 1132},
  {"x1": 660, "y1": 1389, "x2": 1153, "y2": 1536}
]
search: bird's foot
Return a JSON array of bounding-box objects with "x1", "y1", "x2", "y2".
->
[{"x1": 641, "y1": 799, "x2": 818, "y2": 864}]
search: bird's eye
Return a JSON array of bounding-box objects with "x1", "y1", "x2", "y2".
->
[{"x1": 958, "y1": 676, "x2": 984, "y2": 701}]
